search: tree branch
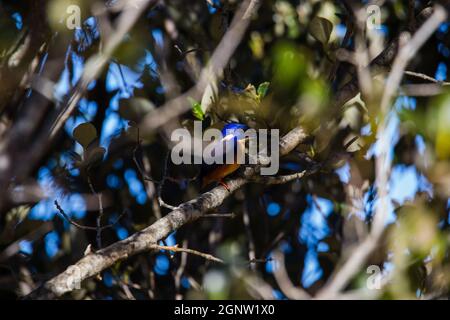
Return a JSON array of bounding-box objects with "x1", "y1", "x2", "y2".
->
[
  {"x1": 151, "y1": 244, "x2": 224, "y2": 264},
  {"x1": 24, "y1": 125, "x2": 308, "y2": 299}
]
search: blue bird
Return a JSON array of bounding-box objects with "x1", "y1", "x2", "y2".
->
[{"x1": 200, "y1": 123, "x2": 249, "y2": 191}]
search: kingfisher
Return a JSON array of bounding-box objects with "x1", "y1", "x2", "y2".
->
[{"x1": 200, "y1": 122, "x2": 249, "y2": 191}]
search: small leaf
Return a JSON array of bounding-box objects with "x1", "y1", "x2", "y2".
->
[
  {"x1": 192, "y1": 103, "x2": 205, "y2": 120},
  {"x1": 189, "y1": 97, "x2": 205, "y2": 120},
  {"x1": 243, "y1": 84, "x2": 259, "y2": 101},
  {"x1": 119, "y1": 97, "x2": 155, "y2": 121},
  {"x1": 84, "y1": 146, "x2": 106, "y2": 169},
  {"x1": 257, "y1": 82, "x2": 270, "y2": 98},
  {"x1": 73, "y1": 123, "x2": 97, "y2": 148},
  {"x1": 309, "y1": 17, "x2": 333, "y2": 45},
  {"x1": 435, "y1": 95, "x2": 450, "y2": 159}
]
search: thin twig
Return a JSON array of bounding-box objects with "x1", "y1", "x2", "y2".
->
[
  {"x1": 54, "y1": 200, "x2": 127, "y2": 232},
  {"x1": 242, "y1": 199, "x2": 256, "y2": 271},
  {"x1": 55, "y1": 200, "x2": 97, "y2": 231},
  {"x1": 132, "y1": 129, "x2": 161, "y2": 184},
  {"x1": 157, "y1": 151, "x2": 178, "y2": 210},
  {"x1": 404, "y1": 70, "x2": 450, "y2": 85},
  {"x1": 248, "y1": 258, "x2": 272, "y2": 265},
  {"x1": 151, "y1": 244, "x2": 224, "y2": 264},
  {"x1": 400, "y1": 83, "x2": 449, "y2": 96},
  {"x1": 131, "y1": 128, "x2": 177, "y2": 212},
  {"x1": 202, "y1": 213, "x2": 236, "y2": 219},
  {"x1": 174, "y1": 240, "x2": 188, "y2": 300},
  {"x1": 88, "y1": 176, "x2": 104, "y2": 249}
]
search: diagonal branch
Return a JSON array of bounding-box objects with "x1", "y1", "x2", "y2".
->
[{"x1": 24, "y1": 125, "x2": 308, "y2": 299}]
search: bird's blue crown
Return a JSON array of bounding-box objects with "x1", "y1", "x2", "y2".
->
[{"x1": 221, "y1": 123, "x2": 249, "y2": 139}]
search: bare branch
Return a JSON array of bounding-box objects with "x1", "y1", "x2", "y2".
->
[
  {"x1": 202, "y1": 213, "x2": 236, "y2": 219},
  {"x1": 242, "y1": 199, "x2": 256, "y2": 271},
  {"x1": 152, "y1": 244, "x2": 224, "y2": 264},
  {"x1": 54, "y1": 200, "x2": 127, "y2": 233},
  {"x1": 404, "y1": 70, "x2": 450, "y2": 84},
  {"x1": 174, "y1": 240, "x2": 188, "y2": 300}
]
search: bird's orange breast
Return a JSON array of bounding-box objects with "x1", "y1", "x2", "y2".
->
[{"x1": 202, "y1": 163, "x2": 241, "y2": 188}]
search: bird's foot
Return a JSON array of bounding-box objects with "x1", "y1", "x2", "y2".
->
[{"x1": 219, "y1": 181, "x2": 231, "y2": 192}]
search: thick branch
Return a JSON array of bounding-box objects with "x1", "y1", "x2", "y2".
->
[{"x1": 25, "y1": 125, "x2": 307, "y2": 299}]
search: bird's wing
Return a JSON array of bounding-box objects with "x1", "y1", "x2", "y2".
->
[
  {"x1": 202, "y1": 133, "x2": 238, "y2": 165},
  {"x1": 200, "y1": 134, "x2": 243, "y2": 185}
]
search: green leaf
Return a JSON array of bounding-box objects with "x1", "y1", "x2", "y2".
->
[
  {"x1": 435, "y1": 94, "x2": 450, "y2": 159},
  {"x1": 257, "y1": 82, "x2": 270, "y2": 98},
  {"x1": 189, "y1": 97, "x2": 205, "y2": 120},
  {"x1": 309, "y1": 17, "x2": 333, "y2": 45},
  {"x1": 73, "y1": 123, "x2": 97, "y2": 148}
]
